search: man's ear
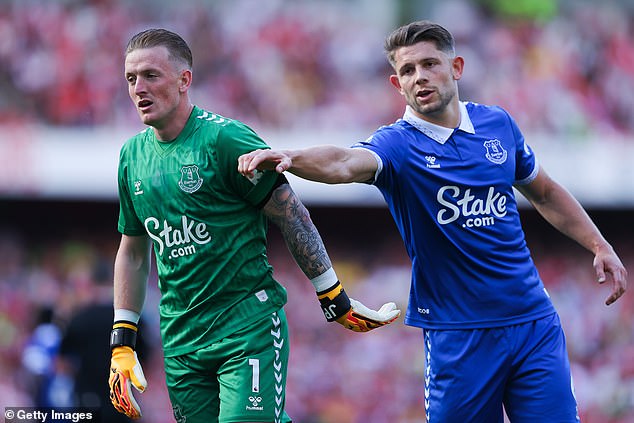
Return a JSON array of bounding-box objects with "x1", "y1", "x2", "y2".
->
[
  {"x1": 179, "y1": 69, "x2": 192, "y2": 93},
  {"x1": 389, "y1": 74, "x2": 403, "y2": 94},
  {"x1": 452, "y1": 56, "x2": 465, "y2": 81}
]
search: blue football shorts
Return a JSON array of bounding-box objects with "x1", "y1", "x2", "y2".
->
[{"x1": 423, "y1": 312, "x2": 579, "y2": 423}]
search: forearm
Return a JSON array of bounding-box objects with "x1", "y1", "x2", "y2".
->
[
  {"x1": 519, "y1": 168, "x2": 612, "y2": 255},
  {"x1": 263, "y1": 183, "x2": 401, "y2": 329},
  {"x1": 239, "y1": 144, "x2": 376, "y2": 184},
  {"x1": 263, "y1": 184, "x2": 332, "y2": 278},
  {"x1": 113, "y1": 236, "x2": 151, "y2": 313},
  {"x1": 281, "y1": 145, "x2": 358, "y2": 184},
  {"x1": 521, "y1": 169, "x2": 626, "y2": 305},
  {"x1": 530, "y1": 185, "x2": 611, "y2": 255}
]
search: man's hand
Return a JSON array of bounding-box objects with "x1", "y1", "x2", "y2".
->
[
  {"x1": 109, "y1": 320, "x2": 146, "y2": 419},
  {"x1": 316, "y1": 279, "x2": 400, "y2": 332},
  {"x1": 238, "y1": 149, "x2": 292, "y2": 178},
  {"x1": 109, "y1": 346, "x2": 147, "y2": 419},
  {"x1": 594, "y1": 247, "x2": 627, "y2": 305},
  {"x1": 336, "y1": 299, "x2": 401, "y2": 332}
]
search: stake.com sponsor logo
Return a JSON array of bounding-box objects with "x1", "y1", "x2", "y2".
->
[{"x1": 144, "y1": 215, "x2": 211, "y2": 258}]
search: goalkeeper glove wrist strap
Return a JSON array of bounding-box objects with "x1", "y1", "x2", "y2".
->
[
  {"x1": 316, "y1": 281, "x2": 351, "y2": 322},
  {"x1": 110, "y1": 321, "x2": 138, "y2": 350}
]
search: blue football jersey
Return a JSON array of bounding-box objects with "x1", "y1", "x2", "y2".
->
[{"x1": 354, "y1": 102, "x2": 555, "y2": 329}]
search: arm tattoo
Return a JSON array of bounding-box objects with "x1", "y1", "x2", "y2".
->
[{"x1": 263, "y1": 183, "x2": 333, "y2": 279}]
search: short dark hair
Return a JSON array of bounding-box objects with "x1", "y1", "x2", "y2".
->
[
  {"x1": 125, "y1": 28, "x2": 193, "y2": 69},
  {"x1": 384, "y1": 21, "x2": 455, "y2": 67}
]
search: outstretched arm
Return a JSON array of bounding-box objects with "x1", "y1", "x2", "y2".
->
[
  {"x1": 516, "y1": 166, "x2": 627, "y2": 305},
  {"x1": 238, "y1": 145, "x2": 378, "y2": 184},
  {"x1": 262, "y1": 181, "x2": 400, "y2": 331}
]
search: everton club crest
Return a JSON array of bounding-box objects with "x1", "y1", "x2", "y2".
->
[
  {"x1": 178, "y1": 164, "x2": 203, "y2": 193},
  {"x1": 483, "y1": 139, "x2": 507, "y2": 164}
]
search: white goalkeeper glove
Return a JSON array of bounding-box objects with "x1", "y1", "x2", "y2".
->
[
  {"x1": 336, "y1": 298, "x2": 401, "y2": 332},
  {"x1": 109, "y1": 321, "x2": 147, "y2": 419},
  {"x1": 313, "y1": 270, "x2": 401, "y2": 332}
]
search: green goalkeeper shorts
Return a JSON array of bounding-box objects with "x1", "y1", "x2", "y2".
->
[{"x1": 164, "y1": 309, "x2": 292, "y2": 423}]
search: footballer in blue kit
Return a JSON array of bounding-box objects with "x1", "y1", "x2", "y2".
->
[
  {"x1": 355, "y1": 101, "x2": 555, "y2": 330},
  {"x1": 355, "y1": 102, "x2": 570, "y2": 422},
  {"x1": 239, "y1": 20, "x2": 628, "y2": 422}
]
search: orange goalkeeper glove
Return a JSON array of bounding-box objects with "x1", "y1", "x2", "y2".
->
[
  {"x1": 109, "y1": 321, "x2": 147, "y2": 419},
  {"x1": 316, "y1": 280, "x2": 401, "y2": 332}
]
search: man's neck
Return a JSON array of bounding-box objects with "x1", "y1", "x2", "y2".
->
[{"x1": 154, "y1": 103, "x2": 194, "y2": 142}]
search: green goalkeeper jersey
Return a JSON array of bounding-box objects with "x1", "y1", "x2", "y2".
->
[{"x1": 117, "y1": 106, "x2": 287, "y2": 357}]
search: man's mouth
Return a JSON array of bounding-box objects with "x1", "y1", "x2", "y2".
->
[
  {"x1": 417, "y1": 89, "x2": 434, "y2": 101},
  {"x1": 138, "y1": 99, "x2": 153, "y2": 111}
]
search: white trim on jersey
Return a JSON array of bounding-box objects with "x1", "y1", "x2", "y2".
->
[{"x1": 402, "y1": 102, "x2": 475, "y2": 145}]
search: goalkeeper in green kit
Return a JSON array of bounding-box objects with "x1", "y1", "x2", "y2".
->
[{"x1": 109, "y1": 28, "x2": 400, "y2": 423}]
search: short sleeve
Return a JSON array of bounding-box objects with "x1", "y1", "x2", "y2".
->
[
  {"x1": 507, "y1": 113, "x2": 538, "y2": 185},
  {"x1": 117, "y1": 147, "x2": 145, "y2": 235},
  {"x1": 215, "y1": 121, "x2": 281, "y2": 206}
]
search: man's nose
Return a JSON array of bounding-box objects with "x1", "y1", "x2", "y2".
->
[
  {"x1": 134, "y1": 78, "x2": 147, "y2": 94},
  {"x1": 415, "y1": 66, "x2": 429, "y2": 83}
]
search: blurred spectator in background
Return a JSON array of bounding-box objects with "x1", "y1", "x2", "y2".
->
[
  {"x1": 0, "y1": 0, "x2": 633, "y2": 136},
  {"x1": 20, "y1": 306, "x2": 68, "y2": 409},
  {"x1": 57, "y1": 258, "x2": 149, "y2": 423}
]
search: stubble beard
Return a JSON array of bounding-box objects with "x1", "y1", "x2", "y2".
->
[{"x1": 410, "y1": 89, "x2": 455, "y2": 121}]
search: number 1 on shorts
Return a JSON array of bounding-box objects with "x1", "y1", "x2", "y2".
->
[{"x1": 248, "y1": 358, "x2": 260, "y2": 392}]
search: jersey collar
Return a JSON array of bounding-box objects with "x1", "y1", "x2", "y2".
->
[{"x1": 402, "y1": 102, "x2": 475, "y2": 144}]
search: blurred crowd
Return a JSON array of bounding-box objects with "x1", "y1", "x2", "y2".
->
[
  {"x1": 0, "y1": 0, "x2": 633, "y2": 137},
  {"x1": 0, "y1": 209, "x2": 632, "y2": 423}
]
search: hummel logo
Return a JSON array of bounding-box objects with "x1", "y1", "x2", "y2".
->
[
  {"x1": 247, "y1": 169, "x2": 265, "y2": 185},
  {"x1": 425, "y1": 155, "x2": 441, "y2": 168},
  {"x1": 134, "y1": 180, "x2": 144, "y2": 195},
  {"x1": 249, "y1": 396, "x2": 262, "y2": 407}
]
